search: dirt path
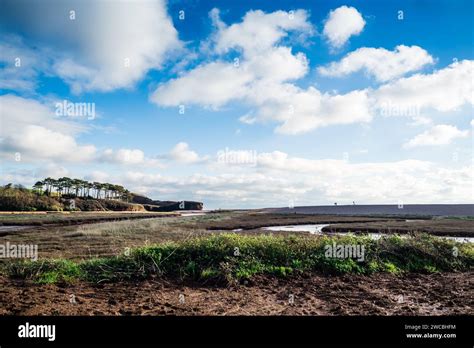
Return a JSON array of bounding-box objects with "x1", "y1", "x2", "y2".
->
[{"x1": 1, "y1": 272, "x2": 472, "y2": 316}]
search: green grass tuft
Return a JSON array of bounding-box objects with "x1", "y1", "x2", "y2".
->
[{"x1": 2, "y1": 233, "x2": 472, "y2": 284}]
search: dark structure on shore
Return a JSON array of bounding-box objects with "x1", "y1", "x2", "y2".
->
[{"x1": 131, "y1": 195, "x2": 203, "y2": 211}]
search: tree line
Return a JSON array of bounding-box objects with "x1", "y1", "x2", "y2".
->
[{"x1": 32, "y1": 177, "x2": 133, "y2": 201}]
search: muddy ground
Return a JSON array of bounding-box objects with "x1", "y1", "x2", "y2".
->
[
  {"x1": 0, "y1": 272, "x2": 472, "y2": 316},
  {"x1": 3, "y1": 212, "x2": 471, "y2": 260},
  {"x1": 0, "y1": 211, "x2": 177, "y2": 227},
  {"x1": 1, "y1": 212, "x2": 472, "y2": 316},
  {"x1": 201, "y1": 212, "x2": 474, "y2": 237}
]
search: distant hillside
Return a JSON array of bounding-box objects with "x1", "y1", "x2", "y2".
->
[{"x1": 0, "y1": 181, "x2": 203, "y2": 212}]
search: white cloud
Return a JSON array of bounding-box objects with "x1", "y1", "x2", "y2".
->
[
  {"x1": 1, "y1": 0, "x2": 181, "y2": 93},
  {"x1": 1, "y1": 125, "x2": 96, "y2": 162},
  {"x1": 211, "y1": 9, "x2": 313, "y2": 56},
  {"x1": 374, "y1": 60, "x2": 474, "y2": 113},
  {"x1": 101, "y1": 149, "x2": 145, "y2": 165},
  {"x1": 323, "y1": 6, "x2": 365, "y2": 49},
  {"x1": 256, "y1": 151, "x2": 432, "y2": 175},
  {"x1": 318, "y1": 45, "x2": 434, "y2": 82},
  {"x1": 246, "y1": 47, "x2": 309, "y2": 82},
  {"x1": 0, "y1": 35, "x2": 50, "y2": 92},
  {"x1": 151, "y1": 61, "x2": 254, "y2": 108},
  {"x1": 3, "y1": 148, "x2": 473, "y2": 207},
  {"x1": 0, "y1": 95, "x2": 96, "y2": 162},
  {"x1": 151, "y1": 6, "x2": 471, "y2": 135},
  {"x1": 239, "y1": 114, "x2": 257, "y2": 124},
  {"x1": 168, "y1": 142, "x2": 208, "y2": 164},
  {"x1": 99, "y1": 148, "x2": 163, "y2": 167},
  {"x1": 0, "y1": 165, "x2": 68, "y2": 187},
  {"x1": 151, "y1": 41, "x2": 310, "y2": 110},
  {"x1": 252, "y1": 84, "x2": 372, "y2": 134},
  {"x1": 119, "y1": 156, "x2": 473, "y2": 207},
  {"x1": 0, "y1": 94, "x2": 83, "y2": 135},
  {"x1": 152, "y1": 9, "x2": 370, "y2": 134},
  {"x1": 403, "y1": 124, "x2": 470, "y2": 148},
  {"x1": 270, "y1": 88, "x2": 372, "y2": 134},
  {"x1": 0, "y1": 95, "x2": 159, "y2": 166},
  {"x1": 85, "y1": 170, "x2": 110, "y2": 183}
]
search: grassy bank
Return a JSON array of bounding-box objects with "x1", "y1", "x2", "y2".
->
[
  {"x1": 0, "y1": 211, "x2": 177, "y2": 227},
  {"x1": 3, "y1": 233, "x2": 473, "y2": 284}
]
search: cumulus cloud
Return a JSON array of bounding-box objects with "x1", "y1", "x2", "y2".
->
[
  {"x1": 149, "y1": 7, "x2": 471, "y2": 136},
  {"x1": 1, "y1": 125, "x2": 96, "y2": 162},
  {"x1": 151, "y1": 62, "x2": 254, "y2": 108},
  {"x1": 152, "y1": 9, "x2": 372, "y2": 134},
  {"x1": 168, "y1": 142, "x2": 208, "y2": 164},
  {"x1": 101, "y1": 149, "x2": 146, "y2": 165},
  {"x1": 323, "y1": 6, "x2": 365, "y2": 49},
  {"x1": 374, "y1": 60, "x2": 474, "y2": 113},
  {"x1": 0, "y1": 165, "x2": 69, "y2": 187},
  {"x1": 0, "y1": 0, "x2": 182, "y2": 93},
  {"x1": 318, "y1": 45, "x2": 434, "y2": 82},
  {"x1": 211, "y1": 9, "x2": 313, "y2": 55},
  {"x1": 252, "y1": 84, "x2": 372, "y2": 134},
  {"x1": 0, "y1": 94, "x2": 83, "y2": 135},
  {"x1": 3, "y1": 145, "x2": 472, "y2": 207},
  {"x1": 97, "y1": 148, "x2": 163, "y2": 167},
  {"x1": 119, "y1": 155, "x2": 473, "y2": 207},
  {"x1": 0, "y1": 95, "x2": 96, "y2": 162},
  {"x1": 85, "y1": 171, "x2": 110, "y2": 183},
  {"x1": 403, "y1": 125, "x2": 470, "y2": 149},
  {"x1": 151, "y1": 46, "x2": 310, "y2": 109},
  {"x1": 256, "y1": 151, "x2": 432, "y2": 175},
  {"x1": 0, "y1": 95, "x2": 159, "y2": 166},
  {"x1": 102, "y1": 148, "x2": 469, "y2": 207}
]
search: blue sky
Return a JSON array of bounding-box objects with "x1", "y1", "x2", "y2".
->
[{"x1": 0, "y1": 0, "x2": 472, "y2": 208}]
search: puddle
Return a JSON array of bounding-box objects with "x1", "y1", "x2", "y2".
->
[
  {"x1": 334, "y1": 232, "x2": 474, "y2": 243},
  {"x1": 443, "y1": 236, "x2": 474, "y2": 243},
  {"x1": 261, "y1": 224, "x2": 329, "y2": 234},
  {"x1": 0, "y1": 225, "x2": 34, "y2": 232},
  {"x1": 259, "y1": 224, "x2": 473, "y2": 243}
]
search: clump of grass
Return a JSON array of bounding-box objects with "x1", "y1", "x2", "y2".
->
[
  {"x1": 2, "y1": 233, "x2": 472, "y2": 284},
  {"x1": 5, "y1": 259, "x2": 81, "y2": 284}
]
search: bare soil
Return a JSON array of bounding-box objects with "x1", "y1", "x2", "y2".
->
[
  {"x1": 1, "y1": 212, "x2": 472, "y2": 316},
  {"x1": 0, "y1": 272, "x2": 472, "y2": 316}
]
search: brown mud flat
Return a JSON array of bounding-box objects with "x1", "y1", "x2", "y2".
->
[
  {"x1": 0, "y1": 211, "x2": 178, "y2": 227},
  {"x1": 201, "y1": 212, "x2": 474, "y2": 237},
  {"x1": 1, "y1": 272, "x2": 472, "y2": 316},
  {"x1": 0, "y1": 212, "x2": 472, "y2": 260},
  {"x1": 322, "y1": 220, "x2": 474, "y2": 237},
  {"x1": 202, "y1": 213, "x2": 399, "y2": 230}
]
